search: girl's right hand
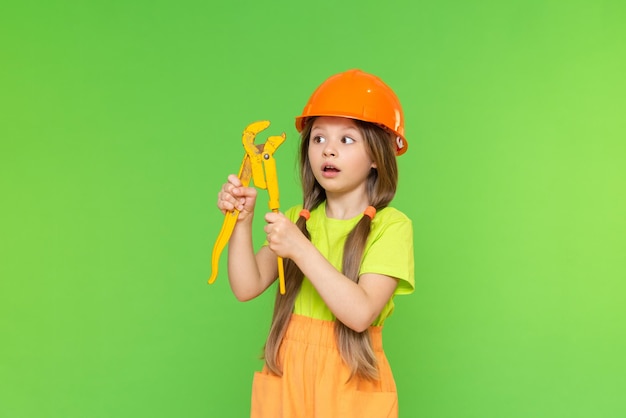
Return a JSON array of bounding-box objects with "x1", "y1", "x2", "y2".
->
[{"x1": 217, "y1": 174, "x2": 258, "y2": 221}]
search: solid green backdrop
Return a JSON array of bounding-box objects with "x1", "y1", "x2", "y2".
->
[{"x1": 1, "y1": 0, "x2": 625, "y2": 417}]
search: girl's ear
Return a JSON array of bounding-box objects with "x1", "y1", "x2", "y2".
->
[{"x1": 371, "y1": 162, "x2": 378, "y2": 169}]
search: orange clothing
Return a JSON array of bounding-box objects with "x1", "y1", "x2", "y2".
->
[{"x1": 251, "y1": 314, "x2": 398, "y2": 418}]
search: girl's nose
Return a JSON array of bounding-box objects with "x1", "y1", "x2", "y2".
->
[{"x1": 322, "y1": 143, "x2": 336, "y2": 157}]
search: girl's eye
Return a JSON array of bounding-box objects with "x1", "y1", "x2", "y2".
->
[
  {"x1": 312, "y1": 135, "x2": 326, "y2": 144},
  {"x1": 342, "y1": 136, "x2": 355, "y2": 144}
]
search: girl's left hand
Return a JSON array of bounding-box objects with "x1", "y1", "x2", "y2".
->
[{"x1": 263, "y1": 212, "x2": 309, "y2": 259}]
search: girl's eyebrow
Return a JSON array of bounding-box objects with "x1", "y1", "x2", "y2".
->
[{"x1": 311, "y1": 125, "x2": 360, "y2": 134}]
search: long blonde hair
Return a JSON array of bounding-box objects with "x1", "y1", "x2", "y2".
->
[{"x1": 263, "y1": 117, "x2": 399, "y2": 380}]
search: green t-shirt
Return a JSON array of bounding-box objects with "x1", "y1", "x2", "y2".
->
[{"x1": 280, "y1": 201, "x2": 414, "y2": 326}]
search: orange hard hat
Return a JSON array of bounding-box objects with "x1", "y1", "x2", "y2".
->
[{"x1": 295, "y1": 69, "x2": 407, "y2": 155}]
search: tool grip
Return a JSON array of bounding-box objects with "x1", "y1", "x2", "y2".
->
[
  {"x1": 208, "y1": 156, "x2": 252, "y2": 285},
  {"x1": 271, "y1": 208, "x2": 286, "y2": 294},
  {"x1": 208, "y1": 210, "x2": 239, "y2": 284},
  {"x1": 277, "y1": 256, "x2": 285, "y2": 295}
]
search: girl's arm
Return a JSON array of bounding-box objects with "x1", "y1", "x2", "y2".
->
[
  {"x1": 298, "y1": 254, "x2": 397, "y2": 332},
  {"x1": 218, "y1": 175, "x2": 278, "y2": 301},
  {"x1": 264, "y1": 212, "x2": 397, "y2": 332}
]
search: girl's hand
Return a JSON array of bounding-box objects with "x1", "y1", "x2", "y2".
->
[
  {"x1": 263, "y1": 212, "x2": 310, "y2": 259},
  {"x1": 217, "y1": 174, "x2": 258, "y2": 221}
]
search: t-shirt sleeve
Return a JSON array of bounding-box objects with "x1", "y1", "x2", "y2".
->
[{"x1": 360, "y1": 214, "x2": 415, "y2": 295}]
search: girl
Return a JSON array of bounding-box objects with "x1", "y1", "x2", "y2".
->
[{"x1": 217, "y1": 69, "x2": 414, "y2": 418}]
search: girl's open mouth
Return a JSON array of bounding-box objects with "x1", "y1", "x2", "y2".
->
[{"x1": 322, "y1": 164, "x2": 340, "y2": 178}]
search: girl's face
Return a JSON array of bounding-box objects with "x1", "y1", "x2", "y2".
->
[{"x1": 308, "y1": 117, "x2": 376, "y2": 199}]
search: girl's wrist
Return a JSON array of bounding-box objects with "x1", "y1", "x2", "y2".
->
[
  {"x1": 233, "y1": 213, "x2": 254, "y2": 231},
  {"x1": 290, "y1": 236, "x2": 315, "y2": 267}
]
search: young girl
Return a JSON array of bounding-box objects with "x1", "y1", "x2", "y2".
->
[{"x1": 217, "y1": 69, "x2": 414, "y2": 418}]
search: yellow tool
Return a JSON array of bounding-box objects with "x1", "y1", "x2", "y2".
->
[{"x1": 208, "y1": 120, "x2": 286, "y2": 294}]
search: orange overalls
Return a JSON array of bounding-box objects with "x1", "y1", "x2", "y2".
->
[{"x1": 251, "y1": 314, "x2": 398, "y2": 418}]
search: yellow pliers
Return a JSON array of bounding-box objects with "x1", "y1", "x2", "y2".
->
[{"x1": 208, "y1": 120, "x2": 286, "y2": 294}]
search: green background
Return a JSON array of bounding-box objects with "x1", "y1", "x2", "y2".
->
[{"x1": 1, "y1": 0, "x2": 625, "y2": 417}]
